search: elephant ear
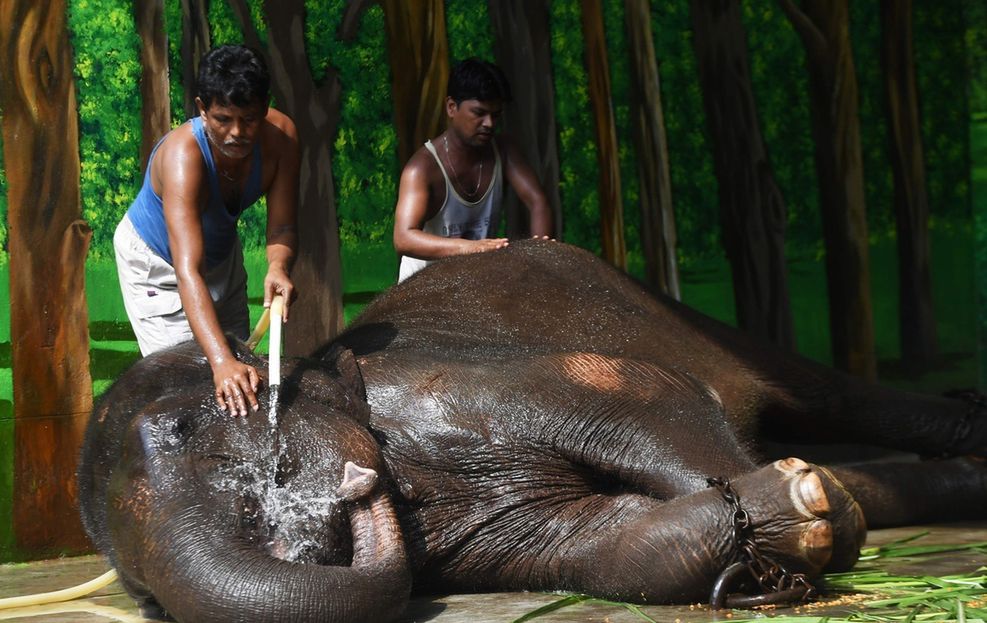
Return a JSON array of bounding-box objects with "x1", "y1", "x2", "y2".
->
[{"x1": 321, "y1": 342, "x2": 367, "y2": 402}]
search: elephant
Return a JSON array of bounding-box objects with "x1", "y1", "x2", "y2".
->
[{"x1": 78, "y1": 240, "x2": 987, "y2": 623}]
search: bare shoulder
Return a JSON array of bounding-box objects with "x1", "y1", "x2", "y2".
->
[
  {"x1": 263, "y1": 108, "x2": 299, "y2": 151},
  {"x1": 150, "y1": 122, "x2": 204, "y2": 186},
  {"x1": 401, "y1": 143, "x2": 440, "y2": 183}
]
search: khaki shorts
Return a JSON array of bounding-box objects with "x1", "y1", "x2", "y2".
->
[{"x1": 114, "y1": 215, "x2": 249, "y2": 356}]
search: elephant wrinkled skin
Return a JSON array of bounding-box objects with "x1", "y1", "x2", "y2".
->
[{"x1": 78, "y1": 240, "x2": 987, "y2": 622}]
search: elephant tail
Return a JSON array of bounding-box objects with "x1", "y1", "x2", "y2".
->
[{"x1": 136, "y1": 462, "x2": 411, "y2": 623}]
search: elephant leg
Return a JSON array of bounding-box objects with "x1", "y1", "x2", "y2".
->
[
  {"x1": 549, "y1": 458, "x2": 866, "y2": 604},
  {"x1": 761, "y1": 372, "x2": 987, "y2": 459},
  {"x1": 827, "y1": 457, "x2": 987, "y2": 528}
]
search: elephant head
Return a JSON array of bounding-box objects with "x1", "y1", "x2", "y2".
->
[{"x1": 78, "y1": 340, "x2": 410, "y2": 623}]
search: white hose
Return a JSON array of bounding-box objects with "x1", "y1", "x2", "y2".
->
[
  {"x1": 0, "y1": 599, "x2": 144, "y2": 622},
  {"x1": 269, "y1": 294, "x2": 284, "y2": 387},
  {"x1": 0, "y1": 568, "x2": 118, "y2": 610}
]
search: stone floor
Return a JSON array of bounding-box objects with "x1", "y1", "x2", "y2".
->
[{"x1": 1, "y1": 522, "x2": 985, "y2": 622}]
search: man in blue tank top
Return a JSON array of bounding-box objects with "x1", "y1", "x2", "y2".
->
[
  {"x1": 393, "y1": 58, "x2": 553, "y2": 282},
  {"x1": 114, "y1": 45, "x2": 299, "y2": 417}
]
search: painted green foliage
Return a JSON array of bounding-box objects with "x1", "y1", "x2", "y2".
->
[
  {"x1": 914, "y1": 0, "x2": 971, "y2": 224},
  {"x1": 305, "y1": 1, "x2": 396, "y2": 252},
  {"x1": 67, "y1": 0, "x2": 143, "y2": 260},
  {"x1": 647, "y1": 0, "x2": 719, "y2": 269},
  {"x1": 744, "y1": 2, "x2": 818, "y2": 259},
  {"x1": 0, "y1": 0, "x2": 978, "y2": 272},
  {"x1": 551, "y1": 0, "x2": 599, "y2": 255},
  {"x1": 446, "y1": 0, "x2": 493, "y2": 63}
]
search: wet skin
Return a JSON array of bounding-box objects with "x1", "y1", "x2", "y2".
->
[{"x1": 79, "y1": 240, "x2": 987, "y2": 623}]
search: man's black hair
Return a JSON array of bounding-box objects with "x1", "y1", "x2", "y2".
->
[
  {"x1": 196, "y1": 45, "x2": 270, "y2": 109},
  {"x1": 447, "y1": 58, "x2": 512, "y2": 104}
]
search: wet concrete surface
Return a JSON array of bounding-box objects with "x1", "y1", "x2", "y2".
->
[{"x1": 1, "y1": 522, "x2": 985, "y2": 622}]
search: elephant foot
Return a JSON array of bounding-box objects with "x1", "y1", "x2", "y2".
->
[
  {"x1": 723, "y1": 458, "x2": 867, "y2": 578},
  {"x1": 940, "y1": 389, "x2": 987, "y2": 458}
]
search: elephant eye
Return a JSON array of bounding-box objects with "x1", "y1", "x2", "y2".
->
[{"x1": 138, "y1": 414, "x2": 194, "y2": 453}]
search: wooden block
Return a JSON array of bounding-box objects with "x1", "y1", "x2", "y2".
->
[{"x1": 14, "y1": 413, "x2": 93, "y2": 557}]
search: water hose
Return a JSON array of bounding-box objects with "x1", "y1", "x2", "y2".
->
[
  {"x1": 268, "y1": 295, "x2": 284, "y2": 387},
  {"x1": 246, "y1": 306, "x2": 272, "y2": 351},
  {"x1": 0, "y1": 568, "x2": 118, "y2": 610},
  {"x1": 0, "y1": 297, "x2": 286, "y2": 612},
  {"x1": 245, "y1": 295, "x2": 285, "y2": 359}
]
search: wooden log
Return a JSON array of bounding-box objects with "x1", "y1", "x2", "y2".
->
[
  {"x1": 580, "y1": 0, "x2": 626, "y2": 270},
  {"x1": 0, "y1": 0, "x2": 94, "y2": 556}
]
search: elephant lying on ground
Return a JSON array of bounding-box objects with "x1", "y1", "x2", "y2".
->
[{"x1": 78, "y1": 240, "x2": 987, "y2": 622}]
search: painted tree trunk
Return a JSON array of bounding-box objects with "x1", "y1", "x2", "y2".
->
[
  {"x1": 228, "y1": 0, "x2": 345, "y2": 355},
  {"x1": 379, "y1": 0, "x2": 450, "y2": 169},
  {"x1": 881, "y1": 0, "x2": 938, "y2": 367},
  {"x1": 780, "y1": 0, "x2": 876, "y2": 380},
  {"x1": 180, "y1": 0, "x2": 211, "y2": 120},
  {"x1": 135, "y1": 0, "x2": 171, "y2": 172},
  {"x1": 690, "y1": 0, "x2": 794, "y2": 349},
  {"x1": 488, "y1": 0, "x2": 563, "y2": 240},
  {"x1": 623, "y1": 0, "x2": 680, "y2": 299},
  {"x1": 580, "y1": 0, "x2": 626, "y2": 270},
  {"x1": 0, "y1": 0, "x2": 93, "y2": 556}
]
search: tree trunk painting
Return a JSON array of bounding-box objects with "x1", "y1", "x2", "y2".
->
[
  {"x1": 881, "y1": 0, "x2": 937, "y2": 367},
  {"x1": 180, "y1": 0, "x2": 211, "y2": 120},
  {"x1": 691, "y1": 0, "x2": 794, "y2": 348},
  {"x1": 580, "y1": 0, "x2": 626, "y2": 270},
  {"x1": 371, "y1": 0, "x2": 450, "y2": 169},
  {"x1": 228, "y1": 0, "x2": 345, "y2": 355},
  {"x1": 0, "y1": 0, "x2": 94, "y2": 555},
  {"x1": 488, "y1": 0, "x2": 564, "y2": 240},
  {"x1": 779, "y1": 0, "x2": 876, "y2": 380},
  {"x1": 624, "y1": 0, "x2": 679, "y2": 299},
  {"x1": 135, "y1": 0, "x2": 171, "y2": 172}
]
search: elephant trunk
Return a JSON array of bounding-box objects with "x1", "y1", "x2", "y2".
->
[{"x1": 138, "y1": 466, "x2": 410, "y2": 623}]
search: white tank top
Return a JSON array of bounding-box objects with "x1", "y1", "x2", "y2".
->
[{"x1": 398, "y1": 138, "x2": 503, "y2": 282}]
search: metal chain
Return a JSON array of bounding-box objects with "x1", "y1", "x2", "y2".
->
[{"x1": 706, "y1": 476, "x2": 816, "y2": 609}]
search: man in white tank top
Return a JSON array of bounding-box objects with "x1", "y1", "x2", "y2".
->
[{"x1": 393, "y1": 58, "x2": 553, "y2": 282}]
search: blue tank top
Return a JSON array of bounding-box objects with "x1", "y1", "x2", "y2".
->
[{"x1": 126, "y1": 117, "x2": 263, "y2": 267}]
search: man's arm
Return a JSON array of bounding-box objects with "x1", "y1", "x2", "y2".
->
[
  {"x1": 500, "y1": 136, "x2": 553, "y2": 237},
  {"x1": 160, "y1": 139, "x2": 260, "y2": 416},
  {"x1": 393, "y1": 151, "x2": 508, "y2": 261},
  {"x1": 262, "y1": 110, "x2": 300, "y2": 320}
]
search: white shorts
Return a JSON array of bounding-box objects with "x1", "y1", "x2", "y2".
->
[{"x1": 114, "y1": 215, "x2": 249, "y2": 356}]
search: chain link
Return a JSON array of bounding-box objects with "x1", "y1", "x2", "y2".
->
[{"x1": 707, "y1": 476, "x2": 816, "y2": 608}]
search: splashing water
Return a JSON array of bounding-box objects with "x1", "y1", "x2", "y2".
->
[
  {"x1": 211, "y1": 446, "x2": 341, "y2": 562},
  {"x1": 203, "y1": 385, "x2": 341, "y2": 563}
]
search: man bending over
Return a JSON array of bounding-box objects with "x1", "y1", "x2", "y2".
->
[{"x1": 114, "y1": 45, "x2": 299, "y2": 416}]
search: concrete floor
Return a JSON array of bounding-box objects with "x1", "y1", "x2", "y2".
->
[{"x1": 1, "y1": 522, "x2": 985, "y2": 622}]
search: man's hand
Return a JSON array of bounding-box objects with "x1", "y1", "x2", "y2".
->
[
  {"x1": 263, "y1": 264, "x2": 295, "y2": 321},
  {"x1": 213, "y1": 358, "x2": 260, "y2": 416},
  {"x1": 461, "y1": 238, "x2": 509, "y2": 254}
]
